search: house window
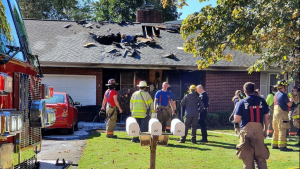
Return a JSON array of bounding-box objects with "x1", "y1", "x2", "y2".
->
[
  {"x1": 120, "y1": 71, "x2": 134, "y2": 89},
  {"x1": 269, "y1": 74, "x2": 277, "y2": 93}
]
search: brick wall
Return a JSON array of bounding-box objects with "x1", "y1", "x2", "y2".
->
[
  {"x1": 42, "y1": 67, "x2": 103, "y2": 105},
  {"x1": 205, "y1": 71, "x2": 260, "y2": 113},
  {"x1": 136, "y1": 9, "x2": 162, "y2": 23}
]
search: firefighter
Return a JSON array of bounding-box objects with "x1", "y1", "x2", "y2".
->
[
  {"x1": 265, "y1": 86, "x2": 278, "y2": 137},
  {"x1": 178, "y1": 85, "x2": 201, "y2": 143},
  {"x1": 153, "y1": 82, "x2": 176, "y2": 132},
  {"x1": 130, "y1": 81, "x2": 154, "y2": 143},
  {"x1": 291, "y1": 105, "x2": 299, "y2": 146},
  {"x1": 101, "y1": 79, "x2": 123, "y2": 138},
  {"x1": 287, "y1": 86, "x2": 299, "y2": 136},
  {"x1": 271, "y1": 80, "x2": 294, "y2": 151},
  {"x1": 234, "y1": 82, "x2": 270, "y2": 169}
]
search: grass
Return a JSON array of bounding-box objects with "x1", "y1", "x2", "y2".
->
[{"x1": 78, "y1": 129, "x2": 299, "y2": 169}]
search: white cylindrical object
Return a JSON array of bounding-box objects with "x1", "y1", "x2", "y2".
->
[
  {"x1": 171, "y1": 118, "x2": 185, "y2": 136},
  {"x1": 126, "y1": 117, "x2": 140, "y2": 136},
  {"x1": 148, "y1": 118, "x2": 162, "y2": 136}
]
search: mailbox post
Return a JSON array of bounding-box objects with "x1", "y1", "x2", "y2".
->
[{"x1": 126, "y1": 117, "x2": 185, "y2": 169}]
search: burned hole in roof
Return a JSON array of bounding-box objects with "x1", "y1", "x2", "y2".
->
[{"x1": 93, "y1": 33, "x2": 121, "y2": 45}]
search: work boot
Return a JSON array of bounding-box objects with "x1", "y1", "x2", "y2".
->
[
  {"x1": 106, "y1": 135, "x2": 117, "y2": 138},
  {"x1": 131, "y1": 137, "x2": 139, "y2": 143},
  {"x1": 191, "y1": 138, "x2": 197, "y2": 144},
  {"x1": 178, "y1": 137, "x2": 186, "y2": 143},
  {"x1": 198, "y1": 139, "x2": 208, "y2": 143},
  {"x1": 280, "y1": 147, "x2": 293, "y2": 152}
]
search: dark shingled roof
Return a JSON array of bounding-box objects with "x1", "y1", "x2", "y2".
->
[{"x1": 24, "y1": 19, "x2": 258, "y2": 68}]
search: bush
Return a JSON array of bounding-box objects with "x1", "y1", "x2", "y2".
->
[
  {"x1": 206, "y1": 113, "x2": 221, "y2": 127},
  {"x1": 217, "y1": 111, "x2": 232, "y2": 126},
  {"x1": 205, "y1": 111, "x2": 232, "y2": 127}
]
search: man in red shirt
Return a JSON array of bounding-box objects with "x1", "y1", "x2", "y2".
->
[{"x1": 101, "y1": 79, "x2": 123, "y2": 138}]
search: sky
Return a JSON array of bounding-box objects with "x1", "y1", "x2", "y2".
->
[{"x1": 177, "y1": 0, "x2": 217, "y2": 19}]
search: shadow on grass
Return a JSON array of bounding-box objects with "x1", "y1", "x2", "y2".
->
[
  {"x1": 89, "y1": 132, "x2": 101, "y2": 139},
  {"x1": 202, "y1": 141, "x2": 236, "y2": 150},
  {"x1": 167, "y1": 143, "x2": 211, "y2": 151}
]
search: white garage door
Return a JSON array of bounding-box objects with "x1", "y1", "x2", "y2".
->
[{"x1": 42, "y1": 74, "x2": 96, "y2": 106}]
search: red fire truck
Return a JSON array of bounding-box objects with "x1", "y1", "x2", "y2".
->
[{"x1": 1, "y1": 0, "x2": 56, "y2": 168}]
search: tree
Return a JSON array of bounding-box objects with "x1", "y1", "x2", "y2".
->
[
  {"x1": 92, "y1": 0, "x2": 144, "y2": 22},
  {"x1": 162, "y1": 0, "x2": 300, "y2": 81},
  {"x1": 18, "y1": 0, "x2": 93, "y2": 20},
  {"x1": 0, "y1": 0, "x2": 12, "y2": 43},
  {"x1": 93, "y1": 0, "x2": 180, "y2": 22},
  {"x1": 148, "y1": 0, "x2": 181, "y2": 22}
]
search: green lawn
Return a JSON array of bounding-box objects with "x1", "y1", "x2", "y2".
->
[{"x1": 78, "y1": 129, "x2": 299, "y2": 169}]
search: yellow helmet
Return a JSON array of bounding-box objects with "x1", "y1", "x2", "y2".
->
[{"x1": 189, "y1": 85, "x2": 196, "y2": 90}]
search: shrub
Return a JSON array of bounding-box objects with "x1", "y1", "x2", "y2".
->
[
  {"x1": 217, "y1": 111, "x2": 232, "y2": 126},
  {"x1": 206, "y1": 113, "x2": 221, "y2": 127}
]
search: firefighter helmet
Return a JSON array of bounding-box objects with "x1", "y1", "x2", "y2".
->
[
  {"x1": 137, "y1": 81, "x2": 148, "y2": 87},
  {"x1": 275, "y1": 79, "x2": 289, "y2": 89},
  {"x1": 189, "y1": 85, "x2": 196, "y2": 90},
  {"x1": 105, "y1": 79, "x2": 119, "y2": 86}
]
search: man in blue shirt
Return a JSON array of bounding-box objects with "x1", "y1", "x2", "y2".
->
[
  {"x1": 153, "y1": 82, "x2": 176, "y2": 132},
  {"x1": 234, "y1": 82, "x2": 270, "y2": 169},
  {"x1": 121, "y1": 34, "x2": 133, "y2": 43},
  {"x1": 271, "y1": 80, "x2": 294, "y2": 151}
]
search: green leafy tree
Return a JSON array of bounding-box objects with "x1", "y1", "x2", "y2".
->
[
  {"x1": 0, "y1": 0, "x2": 12, "y2": 42},
  {"x1": 92, "y1": 0, "x2": 144, "y2": 22},
  {"x1": 93, "y1": 0, "x2": 180, "y2": 22},
  {"x1": 18, "y1": 0, "x2": 93, "y2": 20},
  {"x1": 148, "y1": 0, "x2": 181, "y2": 22},
  {"x1": 162, "y1": 0, "x2": 300, "y2": 81}
]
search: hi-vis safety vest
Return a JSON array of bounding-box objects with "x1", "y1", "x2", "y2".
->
[{"x1": 130, "y1": 91, "x2": 154, "y2": 118}]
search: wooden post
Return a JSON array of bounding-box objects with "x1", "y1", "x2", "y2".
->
[{"x1": 150, "y1": 135, "x2": 159, "y2": 169}]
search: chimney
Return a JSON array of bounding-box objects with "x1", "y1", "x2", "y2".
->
[{"x1": 136, "y1": 5, "x2": 162, "y2": 23}]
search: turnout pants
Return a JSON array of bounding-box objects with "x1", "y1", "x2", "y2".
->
[
  {"x1": 236, "y1": 122, "x2": 269, "y2": 169},
  {"x1": 156, "y1": 105, "x2": 171, "y2": 132},
  {"x1": 182, "y1": 116, "x2": 198, "y2": 141},
  {"x1": 106, "y1": 105, "x2": 117, "y2": 137},
  {"x1": 288, "y1": 109, "x2": 298, "y2": 135},
  {"x1": 272, "y1": 105, "x2": 290, "y2": 148}
]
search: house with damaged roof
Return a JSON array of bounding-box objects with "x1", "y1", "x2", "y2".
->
[{"x1": 24, "y1": 8, "x2": 294, "y2": 115}]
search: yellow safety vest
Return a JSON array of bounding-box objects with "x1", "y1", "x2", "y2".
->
[{"x1": 130, "y1": 90, "x2": 154, "y2": 118}]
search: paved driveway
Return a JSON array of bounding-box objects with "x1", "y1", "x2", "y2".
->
[{"x1": 37, "y1": 127, "x2": 90, "y2": 169}]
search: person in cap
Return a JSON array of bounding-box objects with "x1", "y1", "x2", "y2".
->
[
  {"x1": 234, "y1": 82, "x2": 270, "y2": 169},
  {"x1": 178, "y1": 85, "x2": 201, "y2": 143},
  {"x1": 130, "y1": 81, "x2": 154, "y2": 143},
  {"x1": 101, "y1": 79, "x2": 123, "y2": 138},
  {"x1": 271, "y1": 80, "x2": 294, "y2": 151},
  {"x1": 197, "y1": 85, "x2": 209, "y2": 142},
  {"x1": 121, "y1": 33, "x2": 133, "y2": 43},
  {"x1": 153, "y1": 82, "x2": 176, "y2": 132},
  {"x1": 265, "y1": 86, "x2": 278, "y2": 137}
]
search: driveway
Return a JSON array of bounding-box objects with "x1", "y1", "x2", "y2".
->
[
  {"x1": 37, "y1": 125, "x2": 90, "y2": 169},
  {"x1": 37, "y1": 122, "x2": 125, "y2": 169}
]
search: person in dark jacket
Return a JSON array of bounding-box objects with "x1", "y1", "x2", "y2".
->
[
  {"x1": 197, "y1": 85, "x2": 209, "y2": 142},
  {"x1": 178, "y1": 85, "x2": 201, "y2": 143}
]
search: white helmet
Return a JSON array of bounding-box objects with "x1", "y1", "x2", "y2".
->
[{"x1": 137, "y1": 81, "x2": 148, "y2": 87}]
